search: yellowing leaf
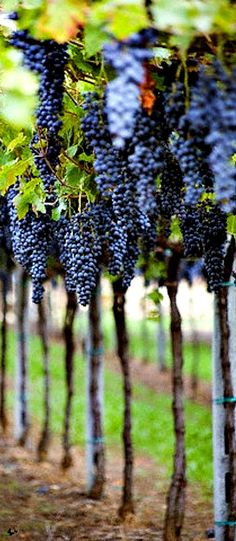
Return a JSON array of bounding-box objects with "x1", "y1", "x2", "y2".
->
[
  {"x1": 0, "y1": 157, "x2": 32, "y2": 194},
  {"x1": 36, "y1": 0, "x2": 88, "y2": 43}
]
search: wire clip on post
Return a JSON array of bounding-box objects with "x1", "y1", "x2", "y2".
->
[
  {"x1": 213, "y1": 397, "x2": 236, "y2": 405},
  {"x1": 86, "y1": 437, "x2": 104, "y2": 445},
  {"x1": 215, "y1": 521, "x2": 236, "y2": 527}
]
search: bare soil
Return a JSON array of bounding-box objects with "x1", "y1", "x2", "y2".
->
[
  {"x1": 0, "y1": 350, "x2": 213, "y2": 541},
  {"x1": 107, "y1": 352, "x2": 212, "y2": 408},
  {"x1": 0, "y1": 431, "x2": 213, "y2": 541}
]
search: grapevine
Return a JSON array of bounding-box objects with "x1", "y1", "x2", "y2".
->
[{"x1": 0, "y1": 5, "x2": 235, "y2": 305}]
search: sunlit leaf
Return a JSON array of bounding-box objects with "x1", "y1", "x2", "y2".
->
[
  {"x1": 7, "y1": 132, "x2": 27, "y2": 152},
  {"x1": 148, "y1": 289, "x2": 164, "y2": 305},
  {"x1": 14, "y1": 177, "x2": 46, "y2": 218},
  {"x1": 52, "y1": 200, "x2": 67, "y2": 221},
  {"x1": 227, "y1": 215, "x2": 236, "y2": 238},
  {"x1": 36, "y1": 0, "x2": 87, "y2": 43},
  {"x1": 89, "y1": 0, "x2": 149, "y2": 39},
  {"x1": 0, "y1": 157, "x2": 32, "y2": 194},
  {"x1": 84, "y1": 23, "x2": 108, "y2": 58}
]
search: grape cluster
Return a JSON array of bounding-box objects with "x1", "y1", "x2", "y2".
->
[
  {"x1": 180, "y1": 205, "x2": 203, "y2": 258},
  {"x1": 9, "y1": 30, "x2": 67, "y2": 135},
  {"x1": 171, "y1": 135, "x2": 205, "y2": 205},
  {"x1": 164, "y1": 82, "x2": 186, "y2": 131},
  {"x1": 81, "y1": 94, "x2": 122, "y2": 196},
  {"x1": 5, "y1": 26, "x2": 234, "y2": 304},
  {"x1": 160, "y1": 148, "x2": 183, "y2": 219},
  {"x1": 128, "y1": 110, "x2": 164, "y2": 215},
  {"x1": 185, "y1": 63, "x2": 236, "y2": 212},
  {"x1": 64, "y1": 213, "x2": 101, "y2": 306},
  {"x1": 7, "y1": 186, "x2": 51, "y2": 303},
  {"x1": 103, "y1": 29, "x2": 157, "y2": 148},
  {"x1": 10, "y1": 30, "x2": 68, "y2": 196},
  {"x1": 81, "y1": 92, "x2": 163, "y2": 290},
  {"x1": 6, "y1": 29, "x2": 68, "y2": 302},
  {"x1": 0, "y1": 197, "x2": 12, "y2": 259},
  {"x1": 201, "y1": 204, "x2": 227, "y2": 292}
]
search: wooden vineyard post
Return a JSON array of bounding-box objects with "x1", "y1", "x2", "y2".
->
[
  {"x1": 140, "y1": 289, "x2": 149, "y2": 364},
  {"x1": 86, "y1": 276, "x2": 105, "y2": 499},
  {"x1": 61, "y1": 290, "x2": 77, "y2": 469},
  {"x1": 14, "y1": 267, "x2": 29, "y2": 446},
  {"x1": 112, "y1": 278, "x2": 134, "y2": 518},
  {"x1": 157, "y1": 300, "x2": 167, "y2": 372},
  {"x1": 37, "y1": 298, "x2": 50, "y2": 461},
  {"x1": 188, "y1": 285, "x2": 200, "y2": 400},
  {"x1": 213, "y1": 241, "x2": 236, "y2": 541},
  {"x1": 0, "y1": 272, "x2": 9, "y2": 433},
  {"x1": 164, "y1": 252, "x2": 186, "y2": 541}
]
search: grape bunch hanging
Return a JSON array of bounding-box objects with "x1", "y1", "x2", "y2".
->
[{"x1": 2, "y1": 18, "x2": 236, "y2": 304}]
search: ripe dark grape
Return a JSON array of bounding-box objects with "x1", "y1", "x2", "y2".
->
[
  {"x1": 128, "y1": 110, "x2": 164, "y2": 215},
  {"x1": 103, "y1": 30, "x2": 156, "y2": 148},
  {"x1": 53, "y1": 209, "x2": 101, "y2": 306},
  {"x1": 6, "y1": 185, "x2": 51, "y2": 303},
  {"x1": 164, "y1": 82, "x2": 186, "y2": 133},
  {"x1": 171, "y1": 135, "x2": 205, "y2": 205},
  {"x1": 81, "y1": 94, "x2": 122, "y2": 196},
  {"x1": 10, "y1": 30, "x2": 68, "y2": 196},
  {"x1": 201, "y1": 204, "x2": 227, "y2": 292},
  {"x1": 6, "y1": 28, "x2": 68, "y2": 302},
  {"x1": 179, "y1": 205, "x2": 203, "y2": 258},
  {"x1": 186, "y1": 62, "x2": 236, "y2": 212},
  {"x1": 160, "y1": 148, "x2": 183, "y2": 219},
  {"x1": 81, "y1": 92, "x2": 162, "y2": 280}
]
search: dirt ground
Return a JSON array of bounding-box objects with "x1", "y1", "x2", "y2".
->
[
  {"x1": 107, "y1": 351, "x2": 212, "y2": 408},
  {"x1": 0, "y1": 432, "x2": 213, "y2": 541},
  {"x1": 0, "y1": 352, "x2": 213, "y2": 541}
]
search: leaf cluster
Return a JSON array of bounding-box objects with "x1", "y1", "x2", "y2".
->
[{"x1": 0, "y1": 0, "x2": 235, "y2": 229}]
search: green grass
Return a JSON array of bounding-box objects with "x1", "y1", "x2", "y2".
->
[
  {"x1": 6, "y1": 328, "x2": 213, "y2": 497},
  {"x1": 99, "y1": 310, "x2": 212, "y2": 382}
]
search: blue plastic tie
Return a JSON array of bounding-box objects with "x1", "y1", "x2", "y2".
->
[
  {"x1": 86, "y1": 437, "x2": 104, "y2": 445},
  {"x1": 213, "y1": 397, "x2": 236, "y2": 404},
  {"x1": 215, "y1": 521, "x2": 236, "y2": 527},
  {"x1": 217, "y1": 281, "x2": 236, "y2": 287},
  {"x1": 87, "y1": 347, "x2": 104, "y2": 357}
]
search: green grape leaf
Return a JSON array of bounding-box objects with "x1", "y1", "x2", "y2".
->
[
  {"x1": 83, "y1": 175, "x2": 97, "y2": 202},
  {"x1": 14, "y1": 177, "x2": 46, "y2": 219},
  {"x1": 148, "y1": 289, "x2": 164, "y2": 305},
  {"x1": 67, "y1": 145, "x2": 79, "y2": 159},
  {"x1": 65, "y1": 164, "x2": 81, "y2": 186},
  {"x1": 7, "y1": 132, "x2": 27, "y2": 153},
  {"x1": 72, "y1": 50, "x2": 94, "y2": 74},
  {"x1": 169, "y1": 216, "x2": 182, "y2": 242},
  {"x1": 227, "y1": 215, "x2": 236, "y2": 238},
  {"x1": 89, "y1": 0, "x2": 149, "y2": 39},
  {"x1": 84, "y1": 23, "x2": 108, "y2": 58},
  {"x1": 79, "y1": 152, "x2": 93, "y2": 163},
  {"x1": 52, "y1": 201, "x2": 68, "y2": 221},
  {"x1": 0, "y1": 157, "x2": 32, "y2": 194},
  {"x1": 76, "y1": 81, "x2": 95, "y2": 93}
]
